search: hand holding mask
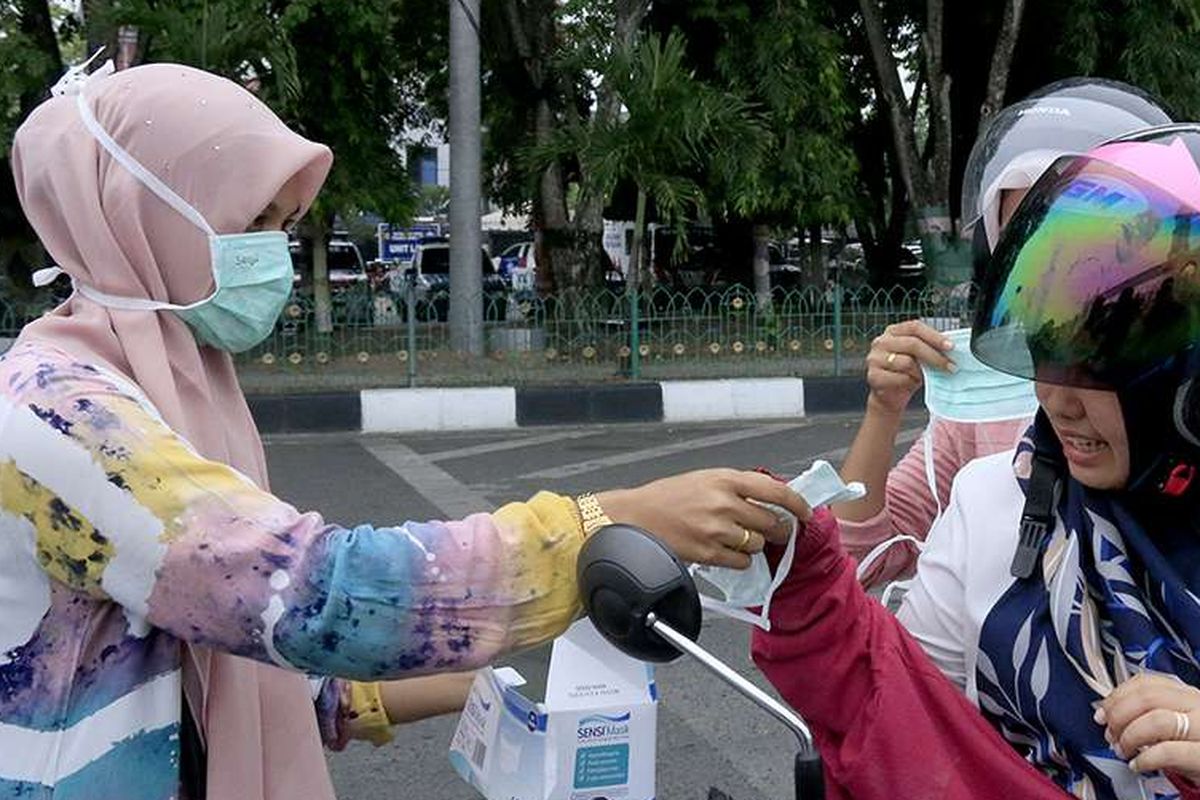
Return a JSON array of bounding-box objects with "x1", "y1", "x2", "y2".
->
[{"x1": 690, "y1": 460, "x2": 865, "y2": 630}]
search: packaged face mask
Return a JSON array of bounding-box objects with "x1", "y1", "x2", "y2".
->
[
  {"x1": 922, "y1": 328, "x2": 1039, "y2": 423},
  {"x1": 689, "y1": 460, "x2": 865, "y2": 630}
]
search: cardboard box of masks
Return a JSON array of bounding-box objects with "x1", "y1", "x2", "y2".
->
[{"x1": 449, "y1": 618, "x2": 657, "y2": 800}]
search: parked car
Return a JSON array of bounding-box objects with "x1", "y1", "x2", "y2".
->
[
  {"x1": 493, "y1": 241, "x2": 537, "y2": 293},
  {"x1": 289, "y1": 235, "x2": 369, "y2": 293},
  {"x1": 394, "y1": 238, "x2": 510, "y2": 320},
  {"x1": 768, "y1": 242, "x2": 805, "y2": 293},
  {"x1": 286, "y1": 234, "x2": 375, "y2": 325},
  {"x1": 898, "y1": 240, "x2": 925, "y2": 276}
]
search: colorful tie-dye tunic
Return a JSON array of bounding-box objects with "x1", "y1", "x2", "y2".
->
[{"x1": 0, "y1": 341, "x2": 585, "y2": 798}]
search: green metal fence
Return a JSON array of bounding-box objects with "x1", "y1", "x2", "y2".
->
[{"x1": 1, "y1": 283, "x2": 975, "y2": 391}]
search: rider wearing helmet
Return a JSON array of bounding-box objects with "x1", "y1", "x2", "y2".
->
[
  {"x1": 838, "y1": 78, "x2": 1174, "y2": 591},
  {"x1": 963, "y1": 77, "x2": 1173, "y2": 252},
  {"x1": 758, "y1": 126, "x2": 1200, "y2": 799}
]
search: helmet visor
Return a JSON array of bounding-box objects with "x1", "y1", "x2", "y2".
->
[{"x1": 972, "y1": 143, "x2": 1200, "y2": 389}]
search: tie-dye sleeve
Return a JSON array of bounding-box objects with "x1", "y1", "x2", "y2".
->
[{"x1": 0, "y1": 355, "x2": 585, "y2": 681}]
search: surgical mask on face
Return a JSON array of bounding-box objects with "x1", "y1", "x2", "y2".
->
[
  {"x1": 922, "y1": 328, "x2": 1039, "y2": 423},
  {"x1": 689, "y1": 460, "x2": 866, "y2": 630},
  {"x1": 38, "y1": 57, "x2": 294, "y2": 353}
]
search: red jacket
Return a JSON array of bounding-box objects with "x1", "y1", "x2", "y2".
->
[{"x1": 751, "y1": 509, "x2": 1200, "y2": 799}]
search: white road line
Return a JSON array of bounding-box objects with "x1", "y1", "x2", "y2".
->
[
  {"x1": 781, "y1": 425, "x2": 925, "y2": 469},
  {"x1": 520, "y1": 423, "x2": 804, "y2": 480},
  {"x1": 420, "y1": 429, "x2": 597, "y2": 462},
  {"x1": 363, "y1": 441, "x2": 496, "y2": 518}
]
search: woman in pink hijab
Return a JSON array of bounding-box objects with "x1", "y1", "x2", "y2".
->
[{"x1": 0, "y1": 62, "x2": 807, "y2": 799}]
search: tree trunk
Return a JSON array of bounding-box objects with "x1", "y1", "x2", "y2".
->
[
  {"x1": 751, "y1": 224, "x2": 772, "y2": 312},
  {"x1": 921, "y1": 0, "x2": 953, "y2": 210},
  {"x1": 115, "y1": 24, "x2": 141, "y2": 70},
  {"x1": 570, "y1": 0, "x2": 650, "y2": 290},
  {"x1": 310, "y1": 215, "x2": 333, "y2": 334},
  {"x1": 630, "y1": 188, "x2": 647, "y2": 291},
  {"x1": 501, "y1": 0, "x2": 572, "y2": 295},
  {"x1": 856, "y1": 0, "x2": 930, "y2": 209},
  {"x1": 17, "y1": 0, "x2": 63, "y2": 110},
  {"x1": 806, "y1": 224, "x2": 825, "y2": 289},
  {"x1": 977, "y1": 0, "x2": 1027, "y2": 135},
  {"x1": 81, "y1": 0, "x2": 111, "y2": 59},
  {"x1": 536, "y1": 96, "x2": 572, "y2": 294},
  {"x1": 858, "y1": 0, "x2": 968, "y2": 284}
]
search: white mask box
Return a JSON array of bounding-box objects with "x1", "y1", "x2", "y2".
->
[{"x1": 450, "y1": 618, "x2": 657, "y2": 800}]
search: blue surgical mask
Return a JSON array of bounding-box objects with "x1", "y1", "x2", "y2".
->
[
  {"x1": 690, "y1": 460, "x2": 866, "y2": 630},
  {"x1": 40, "y1": 57, "x2": 294, "y2": 353},
  {"x1": 922, "y1": 328, "x2": 1039, "y2": 423}
]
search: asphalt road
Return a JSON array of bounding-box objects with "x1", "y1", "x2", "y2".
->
[{"x1": 264, "y1": 412, "x2": 924, "y2": 800}]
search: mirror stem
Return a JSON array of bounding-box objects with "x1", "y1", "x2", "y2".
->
[{"x1": 645, "y1": 612, "x2": 816, "y2": 755}]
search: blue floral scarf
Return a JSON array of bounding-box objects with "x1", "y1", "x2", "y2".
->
[{"x1": 975, "y1": 426, "x2": 1200, "y2": 799}]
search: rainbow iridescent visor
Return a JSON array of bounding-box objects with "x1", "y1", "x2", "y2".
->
[{"x1": 972, "y1": 139, "x2": 1200, "y2": 389}]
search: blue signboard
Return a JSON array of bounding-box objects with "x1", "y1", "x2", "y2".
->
[{"x1": 377, "y1": 223, "x2": 442, "y2": 264}]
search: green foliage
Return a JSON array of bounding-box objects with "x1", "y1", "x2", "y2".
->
[
  {"x1": 91, "y1": 0, "x2": 417, "y2": 225},
  {"x1": 0, "y1": 21, "x2": 47, "y2": 154},
  {"x1": 417, "y1": 184, "x2": 450, "y2": 217},
  {"x1": 531, "y1": 31, "x2": 763, "y2": 254},
  {"x1": 0, "y1": 1, "x2": 70, "y2": 157},
  {"x1": 93, "y1": 0, "x2": 286, "y2": 84},
  {"x1": 1063, "y1": 0, "x2": 1200, "y2": 118},
  {"x1": 687, "y1": 0, "x2": 858, "y2": 227},
  {"x1": 273, "y1": 0, "x2": 416, "y2": 224}
]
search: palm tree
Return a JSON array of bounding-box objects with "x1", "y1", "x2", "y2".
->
[{"x1": 567, "y1": 32, "x2": 762, "y2": 289}]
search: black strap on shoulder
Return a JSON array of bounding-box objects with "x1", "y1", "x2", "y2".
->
[
  {"x1": 1011, "y1": 450, "x2": 1060, "y2": 580},
  {"x1": 180, "y1": 695, "x2": 208, "y2": 799}
]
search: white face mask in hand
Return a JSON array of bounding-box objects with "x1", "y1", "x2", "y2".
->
[{"x1": 690, "y1": 460, "x2": 865, "y2": 630}]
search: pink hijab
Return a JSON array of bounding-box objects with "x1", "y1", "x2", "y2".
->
[{"x1": 11, "y1": 63, "x2": 335, "y2": 799}]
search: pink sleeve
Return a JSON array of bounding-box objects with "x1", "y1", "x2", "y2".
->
[
  {"x1": 843, "y1": 417, "x2": 1031, "y2": 588},
  {"x1": 752, "y1": 510, "x2": 1070, "y2": 800}
]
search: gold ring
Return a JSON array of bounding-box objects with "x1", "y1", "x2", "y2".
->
[
  {"x1": 886, "y1": 352, "x2": 898, "y2": 365},
  {"x1": 737, "y1": 528, "x2": 753, "y2": 552}
]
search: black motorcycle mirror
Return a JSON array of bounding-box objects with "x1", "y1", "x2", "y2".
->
[{"x1": 577, "y1": 523, "x2": 825, "y2": 800}]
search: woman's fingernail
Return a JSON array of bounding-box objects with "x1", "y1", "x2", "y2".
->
[
  {"x1": 1112, "y1": 742, "x2": 1125, "y2": 759},
  {"x1": 942, "y1": 339, "x2": 954, "y2": 350},
  {"x1": 1094, "y1": 707, "x2": 1107, "y2": 725},
  {"x1": 1129, "y1": 756, "x2": 1141, "y2": 773},
  {"x1": 1103, "y1": 727, "x2": 1114, "y2": 744},
  {"x1": 946, "y1": 361, "x2": 959, "y2": 374}
]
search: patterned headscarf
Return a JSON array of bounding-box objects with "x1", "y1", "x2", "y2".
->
[{"x1": 977, "y1": 415, "x2": 1200, "y2": 799}]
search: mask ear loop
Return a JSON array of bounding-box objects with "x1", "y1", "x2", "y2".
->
[
  {"x1": 74, "y1": 73, "x2": 216, "y2": 238},
  {"x1": 923, "y1": 418, "x2": 944, "y2": 524},
  {"x1": 853, "y1": 420, "x2": 937, "y2": 606},
  {"x1": 67, "y1": 56, "x2": 225, "y2": 312}
]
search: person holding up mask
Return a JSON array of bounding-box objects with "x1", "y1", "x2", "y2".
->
[
  {"x1": 835, "y1": 79, "x2": 1174, "y2": 590},
  {"x1": 756, "y1": 126, "x2": 1200, "y2": 799},
  {"x1": 0, "y1": 59, "x2": 805, "y2": 799}
]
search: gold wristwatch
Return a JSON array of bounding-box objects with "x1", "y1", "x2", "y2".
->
[{"x1": 574, "y1": 492, "x2": 614, "y2": 536}]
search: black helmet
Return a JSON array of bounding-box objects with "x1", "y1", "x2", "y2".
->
[
  {"x1": 973, "y1": 124, "x2": 1200, "y2": 494},
  {"x1": 961, "y1": 78, "x2": 1172, "y2": 252}
]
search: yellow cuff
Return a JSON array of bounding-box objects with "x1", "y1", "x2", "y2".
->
[{"x1": 347, "y1": 680, "x2": 394, "y2": 747}]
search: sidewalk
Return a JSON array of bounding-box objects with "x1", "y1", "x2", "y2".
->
[{"x1": 247, "y1": 375, "x2": 873, "y2": 434}]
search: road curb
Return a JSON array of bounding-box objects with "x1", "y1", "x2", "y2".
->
[{"x1": 247, "y1": 376, "x2": 873, "y2": 434}]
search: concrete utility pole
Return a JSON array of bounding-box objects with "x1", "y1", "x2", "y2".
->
[{"x1": 448, "y1": 0, "x2": 484, "y2": 355}]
